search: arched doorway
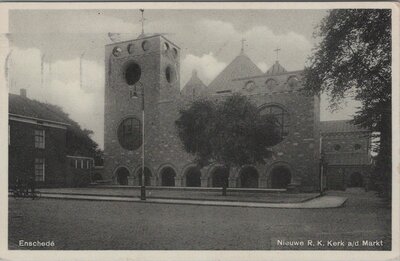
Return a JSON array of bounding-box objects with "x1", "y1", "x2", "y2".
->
[
  {"x1": 116, "y1": 167, "x2": 130, "y2": 185},
  {"x1": 350, "y1": 172, "x2": 363, "y2": 187},
  {"x1": 239, "y1": 167, "x2": 259, "y2": 188},
  {"x1": 270, "y1": 166, "x2": 291, "y2": 189},
  {"x1": 211, "y1": 167, "x2": 229, "y2": 187},
  {"x1": 185, "y1": 167, "x2": 201, "y2": 187},
  {"x1": 137, "y1": 167, "x2": 152, "y2": 186},
  {"x1": 161, "y1": 167, "x2": 176, "y2": 186}
]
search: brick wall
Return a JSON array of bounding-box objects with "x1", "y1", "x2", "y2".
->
[{"x1": 8, "y1": 120, "x2": 67, "y2": 188}]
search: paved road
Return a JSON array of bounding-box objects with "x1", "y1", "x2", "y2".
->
[{"x1": 8, "y1": 188, "x2": 391, "y2": 250}]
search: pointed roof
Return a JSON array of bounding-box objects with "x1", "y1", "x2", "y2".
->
[
  {"x1": 265, "y1": 61, "x2": 287, "y2": 75},
  {"x1": 182, "y1": 70, "x2": 208, "y2": 97},
  {"x1": 208, "y1": 53, "x2": 263, "y2": 92}
]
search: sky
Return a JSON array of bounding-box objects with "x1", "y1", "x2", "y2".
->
[{"x1": 6, "y1": 9, "x2": 360, "y2": 149}]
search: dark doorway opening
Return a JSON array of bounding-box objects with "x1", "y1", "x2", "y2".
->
[
  {"x1": 270, "y1": 166, "x2": 291, "y2": 189},
  {"x1": 350, "y1": 172, "x2": 363, "y2": 187},
  {"x1": 137, "y1": 167, "x2": 152, "y2": 186},
  {"x1": 211, "y1": 167, "x2": 229, "y2": 187},
  {"x1": 240, "y1": 167, "x2": 259, "y2": 188},
  {"x1": 186, "y1": 168, "x2": 201, "y2": 187},
  {"x1": 161, "y1": 167, "x2": 176, "y2": 186},
  {"x1": 116, "y1": 167, "x2": 130, "y2": 185}
]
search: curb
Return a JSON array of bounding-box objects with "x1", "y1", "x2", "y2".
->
[
  {"x1": 38, "y1": 191, "x2": 318, "y2": 204},
  {"x1": 29, "y1": 193, "x2": 347, "y2": 209}
]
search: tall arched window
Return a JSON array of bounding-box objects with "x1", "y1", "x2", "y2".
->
[
  {"x1": 259, "y1": 105, "x2": 290, "y2": 143},
  {"x1": 117, "y1": 117, "x2": 142, "y2": 151}
]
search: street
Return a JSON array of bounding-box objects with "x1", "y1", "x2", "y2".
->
[{"x1": 8, "y1": 188, "x2": 391, "y2": 250}]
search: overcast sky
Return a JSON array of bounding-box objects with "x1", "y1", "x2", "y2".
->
[{"x1": 6, "y1": 9, "x2": 360, "y2": 149}]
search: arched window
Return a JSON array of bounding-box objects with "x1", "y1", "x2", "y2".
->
[
  {"x1": 259, "y1": 105, "x2": 290, "y2": 143},
  {"x1": 117, "y1": 117, "x2": 142, "y2": 151},
  {"x1": 265, "y1": 79, "x2": 277, "y2": 91}
]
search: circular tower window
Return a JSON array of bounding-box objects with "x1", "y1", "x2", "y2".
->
[
  {"x1": 127, "y1": 44, "x2": 135, "y2": 54},
  {"x1": 172, "y1": 48, "x2": 178, "y2": 59},
  {"x1": 117, "y1": 117, "x2": 142, "y2": 151},
  {"x1": 334, "y1": 144, "x2": 341, "y2": 151},
  {"x1": 125, "y1": 62, "x2": 141, "y2": 85},
  {"x1": 142, "y1": 40, "x2": 150, "y2": 51},
  {"x1": 112, "y1": 47, "x2": 122, "y2": 57},
  {"x1": 163, "y1": 42, "x2": 170, "y2": 52},
  {"x1": 165, "y1": 65, "x2": 177, "y2": 84}
]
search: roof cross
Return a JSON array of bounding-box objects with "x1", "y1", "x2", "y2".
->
[
  {"x1": 139, "y1": 9, "x2": 146, "y2": 35},
  {"x1": 274, "y1": 47, "x2": 281, "y2": 61},
  {"x1": 241, "y1": 38, "x2": 246, "y2": 53}
]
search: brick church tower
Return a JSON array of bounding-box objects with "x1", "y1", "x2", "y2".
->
[{"x1": 103, "y1": 34, "x2": 181, "y2": 185}]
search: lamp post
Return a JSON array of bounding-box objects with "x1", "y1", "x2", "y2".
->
[{"x1": 132, "y1": 82, "x2": 146, "y2": 200}]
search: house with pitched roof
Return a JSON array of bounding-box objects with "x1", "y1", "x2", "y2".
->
[{"x1": 8, "y1": 89, "x2": 97, "y2": 188}]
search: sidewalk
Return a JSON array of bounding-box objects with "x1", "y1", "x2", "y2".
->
[
  {"x1": 39, "y1": 187, "x2": 318, "y2": 203},
  {"x1": 36, "y1": 189, "x2": 347, "y2": 209}
]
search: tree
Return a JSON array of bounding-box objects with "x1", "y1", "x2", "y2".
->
[
  {"x1": 175, "y1": 93, "x2": 281, "y2": 172},
  {"x1": 43, "y1": 102, "x2": 100, "y2": 157},
  {"x1": 303, "y1": 9, "x2": 391, "y2": 197}
]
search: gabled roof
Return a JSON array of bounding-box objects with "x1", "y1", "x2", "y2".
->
[
  {"x1": 320, "y1": 120, "x2": 369, "y2": 133},
  {"x1": 9, "y1": 93, "x2": 68, "y2": 124},
  {"x1": 265, "y1": 61, "x2": 287, "y2": 75},
  {"x1": 181, "y1": 70, "x2": 208, "y2": 97},
  {"x1": 208, "y1": 53, "x2": 263, "y2": 92}
]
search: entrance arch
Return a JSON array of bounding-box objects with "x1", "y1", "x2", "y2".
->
[
  {"x1": 211, "y1": 167, "x2": 229, "y2": 187},
  {"x1": 350, "y1": 172, "x2": 363, "y2": 187},
  {"x1": 239, "y1": 166, "x2": 259, "y2": 188},
  {"x1": 270, "y1": 166, "x2": 291, "y2": 189},
  {"x1": 185, "y1": 167, "x2": 201, "y2": 187},
  {"x1": 161, "y1": 167, "x2": 176, "y2": 186},
  {"x1": 116, "y1": 167, "x2": 130, "y2": 185},
  {"x1": 137, "y1": 167, "x2": 152, "y2": 186}
]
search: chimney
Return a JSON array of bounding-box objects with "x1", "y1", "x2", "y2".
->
[{"x1": 20, "y1": 88, "x2": 27, "y2": 98}]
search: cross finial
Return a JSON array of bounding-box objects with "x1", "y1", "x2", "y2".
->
[
  {"x1": 274, "y1": 47, "x2": 281, "y2": 61},
  {"x1": 139, "y1": 9, "x2": 146, "y2": 35},
  {"x1": 241, "y1": 38, "x2": 246, "y2": 54}
]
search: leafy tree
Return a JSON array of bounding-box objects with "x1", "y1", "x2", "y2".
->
[
  {"x1": 43, "y1": 102, "x2": 100, "y2": 157},
  {"x1": 303, "y1": 9, "x2": 391, "y2": 197},
  {"x1": 175, "y1": 93, "x2": 281, "y2": 171}
]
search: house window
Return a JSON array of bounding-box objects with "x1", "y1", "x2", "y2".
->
[
  {"x1": 34, "y1": 129, "x2": 45, "y2": 149},
  {"x1": 35, "y1": 158, "x2": 45, "y2": 182},
  {"x1": 354, "y1": 144, "x2": 362, "y2": 150}
]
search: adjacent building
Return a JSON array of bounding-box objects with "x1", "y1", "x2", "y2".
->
[{"x1": 8, "y1": 90, "x2": 96, "y2": 188}]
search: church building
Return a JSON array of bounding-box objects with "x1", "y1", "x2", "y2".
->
[{"x1": 103, "y1": 33, "x2": 371, "y2": 192}]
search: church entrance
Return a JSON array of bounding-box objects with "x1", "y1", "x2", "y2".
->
[
  {"x1": 270, "y1": 166, "x2": 291, "y2": 189},
  {"x1": 137, "y1": 167, "x2": 152, "y2": 186},
  {"x1": 350, "y1": 172, "x2": 363, "y2": 187},
  {"x1": 161, "y1": 167, "x2": 176, "y2": 186},
  {"x1": 211, "y1": 167, "x2": 229, "y2": 187},
  {"x1": 116, "y1": 167, "x2": 130, "y2": 185},
  {"x1": 186, "y1": 167, "x2": 201, "y2": 187},
  {"x1": 239, "y1": 166, "x2": 259, "y2": 188}
]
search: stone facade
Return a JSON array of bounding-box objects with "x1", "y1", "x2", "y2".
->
[{"x1": 103, "y1": 34, "x2": 322, "y2": 191}]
